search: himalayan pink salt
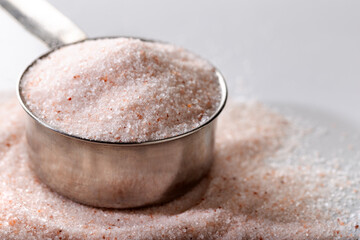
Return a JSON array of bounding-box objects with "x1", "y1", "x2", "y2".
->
[
  {"x1": 2, "y1": 95, "x2": 358, "y2": 239},
  {"x1": 21, "y1": 38, "x2": 221, "y2": 142}
]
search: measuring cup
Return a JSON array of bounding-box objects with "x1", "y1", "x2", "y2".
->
[{"x1": 0, "y1": 0, "x2": 227, "y2": 208}]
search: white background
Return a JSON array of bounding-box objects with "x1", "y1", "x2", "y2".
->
[{"x1": 1, "y1": 0, "x2": 359, "y2": 127}]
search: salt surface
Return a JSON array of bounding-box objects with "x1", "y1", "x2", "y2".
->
[
  {"x1": 1, "y1": 95, "x2": 359, "y2": 239},
  {"x1": 21, "y1": 38, "x2": 221, "y2": 142}
]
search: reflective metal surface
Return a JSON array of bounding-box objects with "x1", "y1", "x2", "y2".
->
[
  {"x1": 0, "y1": 0, "x2": 87, "y2": 48},
  {"x1": 25, "y1": 112, "x2": 215, "y2": 208}
]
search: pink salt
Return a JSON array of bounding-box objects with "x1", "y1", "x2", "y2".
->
[
  {"x1": 2, "y1": 95, "x2": 356, "y2": 239},
  {"x1": 21, "y1": 38, "x2": 221, "y2": 142}
]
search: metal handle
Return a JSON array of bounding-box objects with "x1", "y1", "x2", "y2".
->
[{"x1": 0, "y1": 0, "x2": 87, "y2": 48}]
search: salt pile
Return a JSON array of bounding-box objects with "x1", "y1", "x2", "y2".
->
[
  {"x1": 1, "y1": 95, "x2": 359, "y2": 239},
  {"x1": 21, "y1": 38, "x2": 221, "y2": 142}
]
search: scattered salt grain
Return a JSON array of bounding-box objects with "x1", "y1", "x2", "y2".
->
[
  {"x1": 2, "y1": 93, "x2": 359, "y2": 239},
  {"x1": 21, "y1": 38, "x2": 221, "y2": 142}
]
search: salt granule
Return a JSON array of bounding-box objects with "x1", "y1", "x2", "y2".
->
[
  {"x1": 21, "y1": 38, "x2": 221, "y2": 142},
  {"x1": 1, "y1": 95, "x2": 359, "y2": 239}
]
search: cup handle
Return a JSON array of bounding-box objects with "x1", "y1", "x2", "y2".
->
[{"x1": 0, "y1": 0, "x2": 87, "y2": 48}]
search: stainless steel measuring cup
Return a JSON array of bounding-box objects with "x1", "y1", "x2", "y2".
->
[{"x1": 0, "y1": 0, "x2": 228, "y2": 208}]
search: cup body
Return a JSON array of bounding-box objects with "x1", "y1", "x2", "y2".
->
[
  {"x1": 25, "y1": 114, "x2": 216, "y2": 208},
  {"x1": 18, "y1": 37, "x2": 227, "y2": 208}
]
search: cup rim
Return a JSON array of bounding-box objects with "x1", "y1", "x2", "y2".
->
[{"x1": 17, "y1": 36, "x2": 228, "y2": 146}]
